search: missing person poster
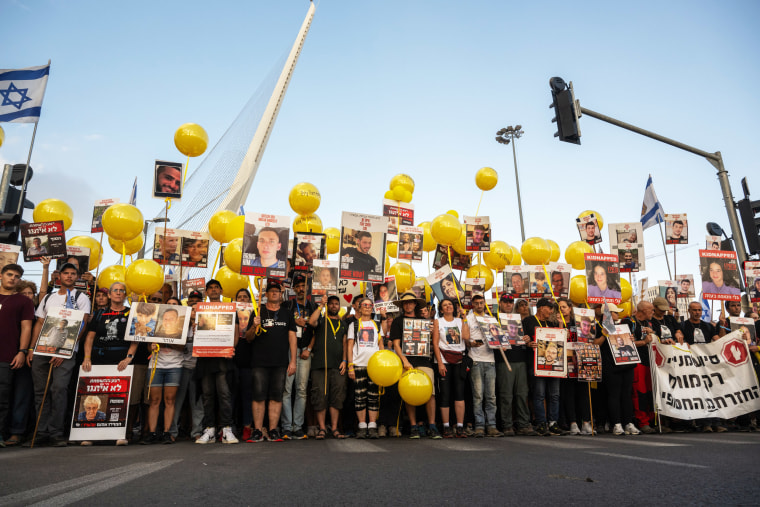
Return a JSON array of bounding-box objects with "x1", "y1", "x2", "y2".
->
[
  {"x1": 576, "y1": 213, "x2": 602, "y2": 245},
  {"x1": 427, "y1": 265, "x2": 463, "y2": 303},
  {"x1": 584, "y1": 253, "x2": 621, "y2": 304},
  {"x1": 475, "y1": 314, "x2": 509, "y2": 349},
  {"x1": 706, "y1": 235, "x2": 721, "y2": 250},
  {"x1": 21, "y1": 221, "x2": 66, "y2": 262},
  {"x1": 193, "y1": 302, "x2": 236, "y2": 357},
  {"x1": 0, "y1": 243, "x2": 20, "y2": 272},
  {"x1": 432, "y1": 244, "x2": 471, "y2": 271},
  {"x1": 699, "y1": 249, "x2": 741, "y2": 301},
  {"x1": 69, "y1": 365, "x2": 133, "y2": 441},
  {"x1": 337, "y1": 278, "x2": 364, "y2": 308},
  {"x1": 340, "y1": 212, "x2": 388, "y2": 283},
  {"x1": 498, "y1": 313, "x2": 523, "y2": 347},
  {"x1": 503, "y1": 266, "x2": 530, "y2": 299},
  {"x1": 675, "y1": 274, "x2": 695, "y2": 299},
  {"x1": 125, "y1": 302, "x2": 191, "y2": 345},
  {"x1": 574, "y1": 343, "x2": 602, "y2": 381},
  {"x1": 464, "y1": 216, "x2": 490, "y2": 253},
  {"x1": 236, "y1": 302, "x2": 253, "y2": 334},
  {"x1": 382, "y1": 199, "x2": 414, "y2": 242},
  {"x1": 241, "y1": 213, "x2": 290, "y2": 278},
  {"x1": 529, "y1": 266, "x2": 551, "y2": 299},
  {"x1": 397, "y1": 225, "x2": 424, "y2": 262},
  {"x1": 402, "y1": 318, "x2": 431, "y2": 357},
  {"x1": 462, "y1": 278, "x2": 485, "y2": 310},
  {"x1": 372, "y1": 276, "x2": 398, "y2": 312},
  {"x1": 534, "y1": 327, "x2": 568, "y2": 377},
  {"x1": 658, "y1": 280, "x2": 679, "y2": 309},
  {"x1": 665, "y1": 213, "x2": 688, "y2": 245},
  {"x1": 153, "y1": 160, "x2": 183, "y2": 200},
  {"x1": 181, "y1": 278, "x2": 205, "y2": 299},
  {"x1": 607, "y1": 324, "x2": 640, "y2": 365},
  {"x1": 573, "y1": 307, "x2": 596, "y2": 343},
  {"x1": 311, "y1": 259, "x2": 339, "y2": 304},
  {"x1": 181, "y1": 230, "x2": 209, "y2": 268},
  {"x1": 292, "y1": 232, "x2": 326, "y2": 272},
  {"x1": 547, "y1": 262, "x2": 571, "y2": 298},
  {"x1": 56, "y1": 246, "x2": 90, "y2": 277},
  {"x1": 746, "y1": 268, "x2": 760, "y2": 303},
  {"x1": 91, "y1": 198, "x2": 119, "y2": 234},
  {"x1": 730, "y1": 317, "x2": 756, "y2": 344},
  {"x1": 34, "y1": 307, "x2": 86, "y2": 359},
  {"x1": 153, "y1": 228, "x2": 181, "y2": 266},
  {"x1": 609, "y1": 222, "x2": 645, "y2": 272}
]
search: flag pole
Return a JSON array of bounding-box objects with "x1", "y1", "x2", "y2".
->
[
  {"x1": 657, "y1": 221, "x2": 672, "y2": 279},
  {"x1": 16, "y1": 121, "x2": 39, "y2": 215}
]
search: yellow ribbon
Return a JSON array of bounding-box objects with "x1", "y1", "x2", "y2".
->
[{"x1": 147, "y1": 343, "x2": 160, "y2": 400}]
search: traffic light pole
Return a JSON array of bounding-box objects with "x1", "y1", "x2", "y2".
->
[{"x1": 579, "y1": 106, "x2": 749, "y2": 267}]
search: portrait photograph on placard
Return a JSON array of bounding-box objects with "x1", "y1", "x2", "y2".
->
[
  {"x1": 153, "y1": 160, "x2": 183, "y2": 200},
  {"x1": 21, "y1": 221, "x2": 66, "y2": 262},
  {"x1": 657, "y1": 280, "x2": 679, "y2": 309},
  {"x1": 398, "y1": 225, "x2": 424, "y2": 262},
  {"x1": 464, "y1": 216, "x2": 490, "y2": 252},
  {"x1": 91, "y1": 198, "x2": 118, "y2": 234},
  {"x1": 609, "y1": 221, "x2": 645, "y2": 272},
  {"x1": 292, "y1": 232, "x2": 326, "y2": 271},
  {"x1": 55, "y1": 245, "x2": 90, "y2": 277},
  {"x1": 153, "y1": 228, "x2": 180, "y2": 266},
  {"x1": 503, "y1": 265, "x2": 530, "y2": 299},
  {"x1": 432, "y1": 244, "x2": 471, "y2": 271},
  {"x1": 475, "y1": 314, "x2": 508, "y2": 349},
  {"x1": 616, "y1": 245, "x2": 641, "y2": 273},
  {"x1": 427, "y1": 265, "x2": 463, "y2": 304},
  {"x1": 675, "y1": 274, "x2": 695, "y2": 298},
  {"x1": 461, "y1": 278, "x2": 485, "y2": 310},
  {"x1": 181, "y1": 231, "x2": 209, "y2": 268},
  {"x1": 574, "y1": 343, "x2": 602, "y2": 381},
  {"x1": 498, "y1": 313, "x2": 523, "y2": 347},
  {"x1": 747, "y1": 268, "x2": 760, "y2": 303},
  {"x1": 0, "y1": 244, "x2": 20, "y2": 272},
  {"x1": 548, "y1": 263, "x2": 571, "y2": 298},
  {"x1": 607, "y1": 324, "x2": 640, "y2": 365},
  {"x1": 665, "y1": 213, "x2": 688, "y2": 245},
  {"x1": 181, "y1": 278, "x2": 205, "y2": 299},
  {"x1": 241, "y1": 213, "x2": 290, "y2": 278},
  {"x1": 730, "y1": 317, "x2": 756, "y2": 344},
  {"x1": 576, "y1": 213, "x2": 602, "y2": 245},
  {"x1": 193, "y1": 302, "x2": 237, "y2": 358},
  {"x1": 34, "y1": 308, "x2": 86, "y2": 359},
  {"x1": 706, "y1": 235, "x2": 721, "y2": 250},
  {"x1": 529, "y1": 266, "x2": 551, "y2": 299},
  {"x1": 534, "y1": 328, "x2": 567, "y2": 377},
  {"x1": 573, "y1": 307, "x2": 596, "y2": 342},
  {"x1": 402, "y1": 318, "x2": 432, "y2": 357},
  {"x1": 69, "y1": 365, "x2": 133, "y2": 441},
  {"x1": 372, "y1": 276, "x2": 398, "y2": 312},
  {"x1": 125, "y1": 302, "x2": 190, "y2": 345},
  {"x1": 339, "y1": 212, "x2": 388, "y2": 283},
  {"x1": 585, "y1": 253, "x2": 621, "y2": 304},
  {"x1": 699, "y1": 249, "x2": 741, "y2": 300},
  {"x1": 382, "y1": 199, "x2": 414, "y2": 242}
]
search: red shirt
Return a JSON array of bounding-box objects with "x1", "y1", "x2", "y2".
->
[{"x1": 0, "y1": 293, "x2": 36, "y2": 362}]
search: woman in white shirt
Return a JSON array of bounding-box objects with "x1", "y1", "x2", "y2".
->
[{"x1": 432, "y1": 298, "x2": 469, "y2": 438}]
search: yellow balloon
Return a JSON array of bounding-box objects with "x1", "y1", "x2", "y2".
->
[
  {"x1": 564, "y1": 240, "x2": 594, "y2": 270},
  {"x1": 388, "y1": 262, "x2": 415, "y2": 293},
  {"x1": 209, "y1": 210, "x2": 237, "y2": 243},
  {"x1": 0, "y1": 125, "x2": 4, "y2": 148},
  {"x1": 102, "y1": 204, "x2": 144, "y2": 241},
  {"x1": 108, "y1": 234, "x2": 144, "y2": 256},
  {"x1": 569, "y1": 275, "x2": 588, "y2": 305},
  {"x1": 417, "y1": 221, "x2": 436, "y2": 252},
  {"x1": 521, "y1": 237, "x2": 552, "y2": 265},
  {"x1": 393, "y1": 186, "x2": 406, "y2": 201},
  {"x1": 384, "y1": 190, "x2": 395, "y2": 200},
  {"x1": 224, "y1": 237, "x2": 244, "y2": 273},
  {"x1": 125, "y1": 259, "x2": 164, "y2": 296},
  {"x1": 509, "y1": 245, "x2": 522, "y2": 265},
  {"x1": 387, "y1": 241, "x2": 398, "y2": 258},
  {"x1": 483, "y1": 240, "x2": 512, "y2": 272},
  {"x1": 174, "y1": 123, "x2": 208, "y2": 157},
  {"x1": 452, "y1": 224, "x2": 468, "y2": 255},
  {"x1": 620, "y1": 277, "x2": 632, "y2": 303},
  {"x1": 293, "y1": 214, "x2": 323, "y2": 233},
  {"x1": 430, "y1": 214, "x2": 461, "y2": 246},
  {"x1": 367, "y1": 350, "x2": 403, "y2": 387},
  {"x1": 97, "y1": 265, "x2": 127, "y2": 292},
  {"x1": 414, "y1": 276, "x2": 433, "y2": 302},
  {"x1": 475, "y1": 167, "x2": 498, "y2": 191},
  {"x1": 401, "y1": 190, "x2": 413, "y2": 203},
  {"x1": 446, "y1": 210, "x2": 459, "y2": 218},
  {"x1": 33, "y1": 199, "x2": 74, "y2": 231},
  {"x1": 466, "y1": 264, "x2": 494, "y2": 291},
  {"x1": 547, "y1": 239, "x2": 560, "y2": 262},
  {"x1": 216, "y1": 266, "x2": 249, "y2": 299},
  {"x1": 618, "y1": 301, "x2": 632, "y2": 319},
  {"x1": 578, "y1": 210, "x2": 604, "y2": 231},
  {"x1": 225, "y1": 215, "x2": 246, "y2": 242},
  {"x1": 398, "y1": 369, "x2": 433, "y2": 406},
  {"x1": 389, "y1": 173, "x2": 415, "y2": 194},
  {"x1": 385, "y1": 252, "x2": 390, "y2": 274},
  {"x1": 324, "y1": 227, "x2": 340, "y2": 255},
  {"x1": 67, "y1": 235, "x2": 103, "y2": 271},
  {"x1": 289, "y1": 182, "x2": 321, "y2": 215}
]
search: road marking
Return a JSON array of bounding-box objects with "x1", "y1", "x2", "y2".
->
[
  {"x1": 511, "y1": 438, "x2": 597, "y2": 450},
  {"x1": 587, "y1": 451, "x2": 707, "y2": 469},
  {"x1": 327, "y1": 440, "x2": 387, "y2": 453},
  {"x1": 656, "y1": 435, "x2": 760, "y2": 445},
  {"x1": 420, "y1": 439, "x2": 495, "y2": 451},
  {"x1": 0, "y1": 460, "x2": 181, "y2": 506}
]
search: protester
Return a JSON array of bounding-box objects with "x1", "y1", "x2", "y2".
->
[
  {"x1": 171, "y1": 291, "x2": 204, "y2": 442},
  {"x1": 205, "y1": 279, "x2": 222, "y2": 302},
  {"x1": 232, "y1": 288, "x2": 254, "y2": 442},
  {"x1": 93, "y1": 288, "x2": 110, "y2": 312},
  {"x1": 433, "y1": 298, "x2": 469, "y2": 437},
  {"x1": 347, "y1": 297, "x2": 384, "y2": 438},
  {"x1": 621, "y1": 302, "x2": 655, "y2": 434},
  {"x1": 467, "y1": 294, "x2": 501, "y2": 437}
]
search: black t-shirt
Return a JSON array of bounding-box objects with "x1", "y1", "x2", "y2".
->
[
  {"x1": 87, "y1": 307, "x2": 132, "y2": 365},
  {"x1": 652, "y1": 315, "x2": 679, "y2": 342},
  {"x1": 519, "y1": 316, "x2": 550, "y2": 368},
  {"x1": 342, "y1": 248, "x2": 380, "y2": 276},
  {"x1": 681, "y1": 319, "x2": 717, "y2": 345},
  {"x1": 287, "y1": 299, "x2": 317, "y2": 348},
  {"x1": 311, "y1": 315, "x2": 347, "y2": 370},
  {"x1": 251, "y1": 305, "x2": 297, "y2": 367},
  {"x1": 234, "y1": 309, "x2": 256, "y2": 368},
  {"x1": 391, "y1": 315, "x2": 432, "y2": 369}
]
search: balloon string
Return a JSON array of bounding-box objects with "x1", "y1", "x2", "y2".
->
[
  {"x1": 183, "y1": 156, "x2": 190, "y2": 186},
  {"x1": 211, "y1": 245, "x2": 221, "y2": 279},
  {"x1": 91, "y1": 231, "x2": 104, "y2": 315},
  {"x1": 475, "y1": 190, "x2": 484, "y2": 216},
  {"x1": 542, "y1": 264, "x2": 566, "y2": 327}
]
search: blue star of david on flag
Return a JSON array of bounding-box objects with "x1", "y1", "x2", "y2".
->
[{"x1": 0, "y1": 63, "x2": 50, "y2": 123}]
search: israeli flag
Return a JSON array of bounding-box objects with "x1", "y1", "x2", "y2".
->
[
  {"x1": 0, "y1": 63, "x2": 50, "y2": 123},
  {"x1": 640, "y1": 175, "x2": 665, "y2": 230},
  {"x1": 700, "y1": 293, "x2": 711, "y2": 322},
  {"x1": 238, "y1": 205, "x2": 245, "y2": 216}
]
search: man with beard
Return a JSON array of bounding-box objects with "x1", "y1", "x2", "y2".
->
[{"x1": 342, "y1": 231, "x2": 380, "y2": 276}]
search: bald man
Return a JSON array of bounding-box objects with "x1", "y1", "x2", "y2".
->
[{"x1": 620, "y1": 301, "x2": 657, "y2": 434}]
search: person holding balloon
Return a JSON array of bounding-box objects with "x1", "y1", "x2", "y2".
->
[{"x1": 432, "y1": 298, "x2": 469, "y2": 438}]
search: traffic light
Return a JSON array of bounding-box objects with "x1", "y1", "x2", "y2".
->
[
  {"x1": 738, "y1": 177, "x2": 760, "y2": 256},
  {"x1": 549, "y1": 77, "x2": 581, "y2": 145},
  {"x1": 0, "y1": 164, "x2": 33, "y2": 245},
  {"x1": 0, "y1": 213, "x2": 21, "y2": 244}
]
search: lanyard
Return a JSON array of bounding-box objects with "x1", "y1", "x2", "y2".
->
[
  {"x1": 535, "y1": 316, "x2": 546, "y2": 328},
  {"x1": 326, "y1": 316, "x2": 341, "y2": 337}
]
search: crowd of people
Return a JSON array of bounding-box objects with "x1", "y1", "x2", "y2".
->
[{"x1": 1, "y1": 259, "x2": 759, "y2": 449}]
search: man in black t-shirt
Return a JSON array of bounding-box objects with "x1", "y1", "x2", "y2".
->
[
  {"x1": 681, "y1": 302, "x2": 718, "y2": 345},
  {"x1": 342, "y1": 231, "x2": 380, "y2": 276}
]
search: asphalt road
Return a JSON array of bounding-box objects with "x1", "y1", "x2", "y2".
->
[{"x1": 0, "y1": 432, "x2": 757, "y2": 506}]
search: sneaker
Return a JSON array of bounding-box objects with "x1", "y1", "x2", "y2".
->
[
  {"x1": 455, "y1": 426, "x2": 467, "y2": 438},
  {"x1": 581, "y1": 422, "x2": 593, "y2": 436},
  {"x1": 569, "y1": 422, "x2": 581, "y2": 435},
  {"x1": 161, "y1": 432, "x2": 174, "y2": 444},
  {"x1": 701, "y1": 425, "x2": 713, "y2": 433},
  {"x1": 536, "y1": 423, "x2": 549, "y2": 436},
  {"x1": 548, "y1": 423, "x2": 566, "y2": 436},
  {"x1": 246, "y1": 429, "x2": 264, "y2": 443},
  {"x1": 604, "y1": 422, "x2": 611, "y2": 434},
  {"x1": 474, "y1": 427, "x2": 485, "y2": 438},
  {"x1": 368, "y1": 427, "x2": 379, "y2": 439},
  {"x1": 443, "y1": 426, "x2": 454, "y2": 438},
  {"x1": 417, "y1": 425, "x2": 426, "y2": 439},
  {"x1": 409, "y1": 427, "x2": 420, "y2": 439},
  {"x1": 268, "y1": 428, "x2": 284, "y2": 442},
  {"x1": 195, "y1": 427, "x2": 216, "y2": 444},
  {"x1": 517, "y1": 426, "x2": 539, "y2": 436},
  {"x1": 282, "y1": 430, "x2": 292, "y2": 440},
  {"x1": 464, "y1": 424, "x2": 475, "y2": 437},
  {"x1": 613, "y1": 423, "x2": 625, "y2": 436},
  {"x1": 502, "y1": 428, "x2": 516, "y2": 437},
  {"x1": 50, "y1": 437, "x2": 68, "y2": 448},
  {"x1": 625, "y1": 423, "x2": 641, "y2": 435},
  {"x1": 356, "y1": 427, "x2": 367, "y2": 439},
  {"x1": 389, "y1": 426, "x2": 398, "y2": 437},
  {"x1": 378, "y1": 425, "x2": 387, "y2": 438},
  {"x1": 640, "y1": 425, "x2": 656, "y2": 434},
  {"x1": 222, "y1": 427, "x2": 239, "y2": 444},
  {"x1": 241, "y1": 426, "x2": 252, "y2": 442},
  {"x1": 141, "y1": 432, "x2": 160, "y2": 445},
  {"x1": 293, "y1": 428, "x2": 308, "y2": 440},
  {"x1": 428, "y1": 424, "x2": 443, "y2": 439},
  {"x1": 486, "y1": 426, "x2": 503, "y2": 437},
  {"x1": 714, "y1": 425, "x2": 728, "y2": 433}
]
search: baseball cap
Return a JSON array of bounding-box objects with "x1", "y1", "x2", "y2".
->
[
  {"x1": 206, "y1": 279, "x2": 222, "y2": 290},
  {"x1": 536, "y1": 297, "x2": 555, "y2": 309},
  {"x1": 187, "y1": 290, "x2": 203, "y2": 300},
  {"x1": 292, "y1": 274, "x2": 307, "y2": 286},
  {"x1": 266, "y1": 280, "x2": 282, "y2": 292},
  {"x1": 59, "y1": 262, "x2": 79, "y2": 273},
  {"x1": 604, "y1": 302, "x2": 624, "y2": 313},
  {"x1": 327, "y1": 295, "x2": 340, "y2": 304},
  {"x1": 652, "y1": 297, "x2": 670, "y2": 312},
  {"x1": 499, "y1": 294, "x2": 514, "y2": 302}
]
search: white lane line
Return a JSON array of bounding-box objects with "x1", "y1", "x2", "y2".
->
[
  {"x1": 655, "y1": 435, "x2": 760, "y2": 445},
  {"x1": 587, "y1": 451, "x2": 707, "y2": 469},
  {"x1": 511, "y1": 438, "x2": 597, "y2": 450},
  {"x1": 420, "y1": 439, "x2": 495, "y2": 451},
  {"x1": 326, "y1": 439, "x2": 387, "y2": 453},
  {"x1": 596, "y1": 439, "x2": 686, "y2": 447}
]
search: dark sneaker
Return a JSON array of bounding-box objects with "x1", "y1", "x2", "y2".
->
[
  {"x1": 141, "y1": 432, "x2": 160, "y2": 445},
  {"x1": 536, "y1": 423, "x2": 550, "y2": 436},
  {"x1": 474, "y1": 427, "x2": 485, "y2": 438},
  {"x1": 368, "y1": 427, "x2": 379, "y2": 439},
  {"x1": 455, "y1": 426, "x2": 467, "y2": 438},
  {"x1": 246, "y1": 429, "x2": 264, "y2": 443},
  {"x1": 502, "y1": 428, "x2": 516, "y2": 437},
  {"x1": 464, "y1": 424, "x2": 475, "y2": 437},
  {"x1": 548, "y1": 423, "x2": 566, "y2": 436},
  {"x1": 428, "y1": 424, "x2": 443, "y2": 440},
  {"x1": 268, "y1": 428, "x2": 284, "y2": 442},
  {"x1": 640, "y1": 425, "x2": 656, "y2": 434},
  {"x1": 356, "y1": 428, "x2": 367, "y2": 439},
  {"x1": 486, "y1": 426, "x2": 503, "y2": 437},
  {"x1": 443, "y1": 427, "x2": 454, "y2": 438},
  {"x1": 293, "y1": 429, "x2": 308, "y2": 440},
  {"x1": 161, "y1": 432, "x2": 174, "y2": 444},
  {"x1": 282, "y1": 430, "x2": 293, "y2": 440},
  {"x1": 517, "y1": 426, "x2": 540, "y2": 436},
  {"x1": 50, "y1": 437, "x2": 69, "y2": 447}
]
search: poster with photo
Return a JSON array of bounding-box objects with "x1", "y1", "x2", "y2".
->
[
  {"x1": 402, "y1": 318, "x2": 432, "y2": 357},
  {"x1": 33, "y1": 307, "x2": 86, "y2": 359},
  {"x1": 125, "y1": 302, "x2": 191, "y2": 345},
  {"x1": 0, "y1": 243, "x2": 20, "y2": 272},
  {"x1": 746, "y1": 268, "x2": 760, "y2": 303},
  {"x1": 529, "y1": 266, "x2": 551, "y2": 299},
  {"x1": 55, "y1": 245, "x2": 90, "y2": 277},
  {"x1": 410, "y1": 278, "x2": 429, "y2": 302},
  {"x1": 658, "y1": 280, "x2": 679, "y2": 309},
  {"x1": 576, "y1": 213, "x2": 602, "y2": 245},
  {"x1": 461, "y1": 277, "x2": 485, "y2": 309},
  {"x1": 241, "y1": 213, "x2": 290, "y2": 278},
  {"x1": 382, "y1": 199, "x2": 414, "y2": 242},
  {"x1": 665, "y1": 213, "x2": 688, "y2": 245},
  {"x1": 616, "y1": 244, "x2": 641, "y2": 273},
  {"x1": 607, "y1": 324, "x2": 640, "y2": 365},
  {"x1": 339, "y1": 212, "x2": 388, "y2": 283},
  {"x1": 372, "y1": 276, "x2": 398, "y2": 312},
  {"x1": 573, "y1": 307, "x2": 596, "y2": 343},
  {"x1": 153, "y1": 160, "x2": 183, "y2": 200},
  {"x1": 574, "y1": 343, "x2": 602, "y2": 381},
  {"x1": 498, "y1": 313, "x2": 523, "y2": 347},
  {"x1": 547, "y1": 263, "x2": 571, "y2": 298},
  {"x1": 69, "y1": 365, "x2": 133, "y2": 441},
  {"x1": 464, "y1": 216, "x2": 490, "y2": 252},
  {"x1": 153, "y1": 228, "x2": 181, "y2": 266},
  {"x1": 193, "y1": 302, "x2": 236, "y2": 357},
  {"x1": 236, "y1": 302, "x2": 254, "y2": 334},
  {"x1": 292, "y1": 232, "x2": 326, "y2": 272},
  {"x1": 675, "y1": 274, "x2": 695, "y2": 299},
  {"x1": 181, "y1": 278, "x2": 206, "y2": 299},
  {"x1": 503, "y1": 265, "x2": 530, "y2": 299},
  {"x1": 91, "y1": 198, "x2": 118, "y2": 234},
  {"x1": 699, "y1": 249, "x2": 741, "y2": 301},
  {"x1": 705, "y1": 235, "x2": 722, "y2": 250},
  {"x1": 311, "y1": 259, "x2": 339, "y2": 304},
  {"x1": 181, "y1": 230, "x2": 209, "y2": 268},
  {"x1": 475, "y1": 314, "x2": 509, "y2": 349},
  {"x1": 584, "y1": 253, "x2": 621, "y2": 304},
  {"x1": 337, "y1": 278, "x2": 364, "y2": 308},
  {"x1": 432, "y1": 244, "x2": 471, "y2": 271},
  {"x1": 21, "y1": 221, "x2": 66, "y2": 262},
  {"x1": 427, "y1": 265, "x2": 463, "y2": 303},
  {"x1": 609, "y1": 222, "x2": 645, "y2": 272},
  {"x1": 730, "y1": 317, "x2": 756, "y2": 344},
  {"x1": 534, "y1": 327, "x2": 567, "y2": 378},
  {"x1": 397, "y1": 225, "x2": 424, "y2": 262}
]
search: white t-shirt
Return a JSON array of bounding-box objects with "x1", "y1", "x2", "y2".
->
[
  {"x1": 348, "y1": 319, "x2": 381, "y2": 367},
  {"x1": 467, "y1": 310, "x2": 495, "y2": 363},
  {"x1": 152, "y1": 344, "x2": 185, "y2": 369},
  {"x1": 36, "y1": 289, "x2": 92, "y2": 353},
  {"x1": 437, "y1": 317, "x2": 465, "y2": 364}
]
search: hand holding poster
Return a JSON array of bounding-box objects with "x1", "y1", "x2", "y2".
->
[
  {"x1": 21, "y1": 221, "x2": 66, "y2": 262},
  {"x1": 699, "y1": 249, "x2": 741, "y2": 301},
  {"x1": 464, "y1": 216, "x2": 490, "y2": 252},
  {"x1": 340, "y1": 212, "x2": 388, "y2": 282},
  {"x1": 56, "y1": 245, "x2": 90, "y2": 277},
  {"x1": 607, "y1": 324, "x2": 640, "y2": 365},
  {"x1": 242, "y1": 213, "x2": 290, "y2": 278},
  {"x1": 534, "y1": 328, "x2": 567, "y2": 377},
  {"x1": 665, "y1": 213, "x2": 688, "y2": 244},
  {"x1": 402, "y1": 318, "x2": 431, "y2": 357},
  {"x1": 397, "y1": 225, "x2": 424, "y2": 262},
  {"x1": 576, "y1": 213, "x2": 602, "y2": 245},
  {"x1": 34, "y1": 307, "x2": 86, "y2": 358},
  {"x1": 91, "y1": 198, "x2": 119, "y2": 233},
  {"x1": 69, "y1": 365, "x2": 133, "y2": 441},
  {"x1": 125, "y1": 302, "x2": 190, "y2": 345},
  {"x1": 585, "y1": 253, "x2": 621, "y2": 304},
  {"x1": 193, "y1": 302, "x2": 236, "y2": 357}
]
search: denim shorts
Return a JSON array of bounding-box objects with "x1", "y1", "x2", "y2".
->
[{"x1": 148, "y1": 367, "x2": 182, "y2": 388}]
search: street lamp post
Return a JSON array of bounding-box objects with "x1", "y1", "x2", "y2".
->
[
  {"x1": 137, "y1": 217, "x2": 170, "y2": 259},
  {"x1": 495, "y1": 125, "x2": 526, "y2": 242}
]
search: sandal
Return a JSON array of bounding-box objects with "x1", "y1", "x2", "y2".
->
[
  {"x1": 316, "y1": 429, "x2": 326, "y2": 440},
  {"x1": 332, "y1": 429, "x2": 346, "y2": 439},
  {"x1": 5, "y1": 435, "x2": 22, "y2": 446}
]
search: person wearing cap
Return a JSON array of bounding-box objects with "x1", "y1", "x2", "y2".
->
[
  {"x1": 205, "y1": 279, "x2": 222, "y2": 303},
  {"x1": 392, "y1": 291, "x2": 441, "y2": 439},
  {"x1": 621, "y1": 301, "x2": 658, "y2": 435},
  {"x1": 466, "y1": 294, "x2": 501, "y2": 437},
  {"x1": 523, "y1": 298, "x2": 563, "y2": 436},
  {"x1": 245, "y1": 280, "x2": 297, "y2": 443},
  {"x1": 307, "y1": 295, "x2": 347, "y2": 439},
  {"x1": 651, "y1": 297, "x2": 682, "y2": 345},
  {"x1": 187, "y1": 290, "x2": 204, "y2": 307}
]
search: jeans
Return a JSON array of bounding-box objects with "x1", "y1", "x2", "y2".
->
[
  {"x1": 532, "y1": 376, "x2": 560, "y2": 425},
  {"x1": 201, "y1": 371, "x2": 233, "y2": 429},
  {"x1": 171, "y1": 366, "x2": 204, "y2": 438},
  {"x1": 0, "y1": 363, "x2": 34, "y2": 436},
  {"x1": 470, "y1": 361, "x2": 496, "y2": 428},
  {"x1": 31, "y1": 356, "x2": 76, "y2": 440},
  {"x1": 281, "y1": 352, "x2": 310, "y2": 432},
  {"x1": 495, "y1": 360, "x2": 530, "y2": 430}
]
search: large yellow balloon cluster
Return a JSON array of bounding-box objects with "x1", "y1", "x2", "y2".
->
[
  {"x1": 288, "y1": 182, "x2": 322, "y2": 234},
  {"x1": 383, "y1": 173, "x2": 414, "y2": 203}
]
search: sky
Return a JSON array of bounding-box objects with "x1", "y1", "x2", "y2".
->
[{"x1": 2, "y1": 0, "x2": 759, "y2": 303}]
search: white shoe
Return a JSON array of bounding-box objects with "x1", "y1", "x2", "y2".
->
[
  {"x1": 195, "y1": 427, "x2": 216, "y2": 444},
  {"x1": 580, "y1": 422, "x2": 593, "y2": 436},
  {"x1": 569, "y1": 422, "x2": 580, "y2": 435},
  {"x1": 613, "y1": 423, "x2": 624, "y2": 436},
  {"x1": 625, "y1": 423, "x2": 641, "y2": 435},
  {"x1": 222, "y1": 426, "x2": 239, "y2": 444}
]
